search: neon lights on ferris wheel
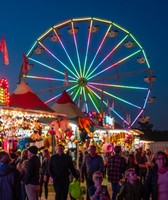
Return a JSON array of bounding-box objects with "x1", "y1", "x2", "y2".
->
[
  {"x1": 88, "y1": 84, "x2": 141, "y2": 109},
  {"x1": 84, "y1": 24, "x2": 113, "y2": 78},
  {"x1": 53, "y1": 29, "x2": 80, "y2": 78},
  {"x1": 71, "y1": 21, "x2": 83, "y2": 77},
  {"x1": 88, "y1": 49, "x2": 141, "y2": 80},
  {"x1": 24, "y1": 17, "x2": 154, "y2": 128}
]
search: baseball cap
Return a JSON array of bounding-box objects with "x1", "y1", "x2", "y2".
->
[{"x1": 28, "y1": 146, "x2": 38, "y2": 155}]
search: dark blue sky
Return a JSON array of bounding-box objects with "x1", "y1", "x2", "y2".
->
[{"x1": 0, "y1": 0, "x2": 167, "y2": 130}]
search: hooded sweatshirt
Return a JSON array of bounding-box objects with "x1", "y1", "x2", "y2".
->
[{"x1": 0, "y1": 163, "x2": 21, "y2": 200}]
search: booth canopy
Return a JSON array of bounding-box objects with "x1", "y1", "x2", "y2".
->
[
  {"x1": 51, "y1": 90, "x2": 84, "y2": 119},
  {"x1": 9, "y1": 81, "x2": 54, "y2": 113}
]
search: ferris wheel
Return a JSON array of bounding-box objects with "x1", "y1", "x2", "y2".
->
[{"x1": 20, "y1": 17, "x2": 155, "y2": 128}]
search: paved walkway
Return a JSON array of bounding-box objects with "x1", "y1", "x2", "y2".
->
[{"x1": 41, "y1": 178, "x2": 112, "y2": 200}]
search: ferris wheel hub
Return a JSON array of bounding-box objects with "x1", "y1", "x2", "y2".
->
[{"x1": 78, "y1": 77, "x2": 87, "y2": 87}]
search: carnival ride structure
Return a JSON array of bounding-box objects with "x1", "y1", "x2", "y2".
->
[{"x1": 19, "y1": 17, "x2": 155, "y2": 128}]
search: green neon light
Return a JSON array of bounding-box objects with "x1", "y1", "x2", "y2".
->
[
  {"x1": 83, "y1": 87, "x2": 89, "y2": 113},
  {"x1": 88, "y1": 86, "x2": 101, "y2": 100},
  {"x1": 72, "y1": 87, "x2": 81, "y2": 101},
  {"x1": 129, "y1": 33, "x2": 143, "y2": 49},
  {"x1": 86, "y1": 86, "x2": 102, "y2": 112},
  {"x1": 88, "y1": 93, "x2": 99, "y2": 112},
  {"x1": 67, "y1": 84, "x2": 78, "y2": 92},
  {"x1": 142, "y1": 50, "x2": 150, "y2": 68},
  {"x1": 82, "y1": 87, "x2": 87, "y2": 101},
  {"x1": 88, "y1": 84, "x2": 141, "y2": 109}
]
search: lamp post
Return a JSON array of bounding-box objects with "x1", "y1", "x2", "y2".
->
[{"x1": 49, "y1": 128, "x2": 56, "y2": 155}]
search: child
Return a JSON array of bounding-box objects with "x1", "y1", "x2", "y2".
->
[
  {"x1": 116, "y1": 168, "x2": 144, "y2": 200},
  {"x1": 88, "y1": 171, "x2": 110, "y2": 200}
]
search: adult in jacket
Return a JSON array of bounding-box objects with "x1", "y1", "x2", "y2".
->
[
  {"x1": 49, "y1": 143, "x2": 79, "y2": 200},
  {"x1": 25, "y1": 145, "x2": 41, "y2": 200},
  {"x1": 0, "y1": 151, "x2": 21, "y2": 200},
  {"x1": 81, "y1": 144, "x2": 104, "y2": 200}
]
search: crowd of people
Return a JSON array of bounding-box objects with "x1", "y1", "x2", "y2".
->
[{"x1": 0, "y1": 144, "x2": 168, "y2": 200}]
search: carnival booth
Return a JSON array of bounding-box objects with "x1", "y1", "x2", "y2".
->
[
  {"x1": 51, "y1": 90, "x2": 92, "y2": 160},
  {"x1": 93, "y1": 124, "x2": 144, "y2": 155},
  {"x1": 82, "y1": 111, "x2": 144, "y2": 155},
  {"x1": 0, "y1": 81, "x2": 66, "y2": 153}
]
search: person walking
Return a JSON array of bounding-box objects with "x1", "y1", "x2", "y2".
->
[
  {"x1": 126, "y1": 154, "x2": 139, "y2": 176},
  {"x1": 49, "y1": 143, "x2": 79, "y2": 200},
  {"x1": 25, "y1": 145, "x2": 41, "y2": 200},
  {"x1": 135, "y1": 147, "x2": 148, "y2": 184},
  {"x1": 16, "y1": 149, "x2": 29, "y2": 200},
  {"x1": 0, "y1": 151, "x2": 21, "y2": 200},
  {"x1": 81, "y1": 144, "x2": 104, "y2": 200},
  {"x1": 107, "y1": 145, "x2": 126, "y2": 200},
  {"x1": 39, "y1": 148, "x2": 50, "y2": 200}
]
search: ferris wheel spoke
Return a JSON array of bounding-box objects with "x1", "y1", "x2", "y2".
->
[
  {"x1": 24, "y1": 74, "x2": 77, "y2": 83},
  {"x1": 82, "y1": 87, "x2": 89, "y2": 113},
  {"x1": 111, "y1": 108, "x2": 130, "y2": 126},
  {"x1": 88, "y1": 84, "x2": 141, "y2": 109},
  {"x1": 45, "y1": 84, "x2": 78, "y2": 104},
  {"x1": 85, "y1": 23, "x2": 113, "y2": 78},
  {"x1": 53, "y1": 29, "x2": 80, "y2": 78},
  {"x1": 35, "y1": 86, "x2": 64, "y2": 94},
  {"x1": 28, "y1": 57, "x2": 77, "y2": 80},
  {"x1": 86, "y1": 85, "x2": 102, "y2": 112},
  {"x1": 88, "y1": 49, "x2": 141, "y2": 80},
  {"x1": 143, "y1": 89, "x2": 151, "y2": 109},
  {"x1": 102, "y1": 100, "x2": 130, "y2": 125},
  {"x1": 70, "y1": 21, "x2": 82, "y2": 77},
  {"x1": 88, "y1": 81, "x2": 149, "y2": 91},
  {"x1": 92, "y1": 68, "x2": 149, "y2": 82},
  {"x1": 34, "y1": 82, "x2": 76, "y2": 94},
  {"x1": 38, "y1": 41, "x2": 79, "y2": 79},
  {"x1": 131, "y1": 109, "x2": 144, "y2": 126},
  {"x1": 86, "y1": 86, "x2": 103, "y2": 112},
  {"x1": 88, "y1": 87, "x2": 130, "y2": 125},
  {"x1": 86, "y1": 34, "x2": 128, "y2": 79},
  {"x1": 83, "y1": 19, "x2": 93, "y2": 77},
  {"x1": 71, "y1": 86, "x2": 81, "y2": 102}
]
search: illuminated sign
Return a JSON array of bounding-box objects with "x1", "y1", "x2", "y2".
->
[
  {"x1": 0, "y1": 78, "x2": 10, "y2": 106},
  {"x1": 103, "y1": 115, "x2": 115, "y2": 128}
]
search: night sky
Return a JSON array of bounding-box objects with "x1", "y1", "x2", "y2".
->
[{"x1": 0, "y1": 0, "x2": 167, "y2": 130}]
